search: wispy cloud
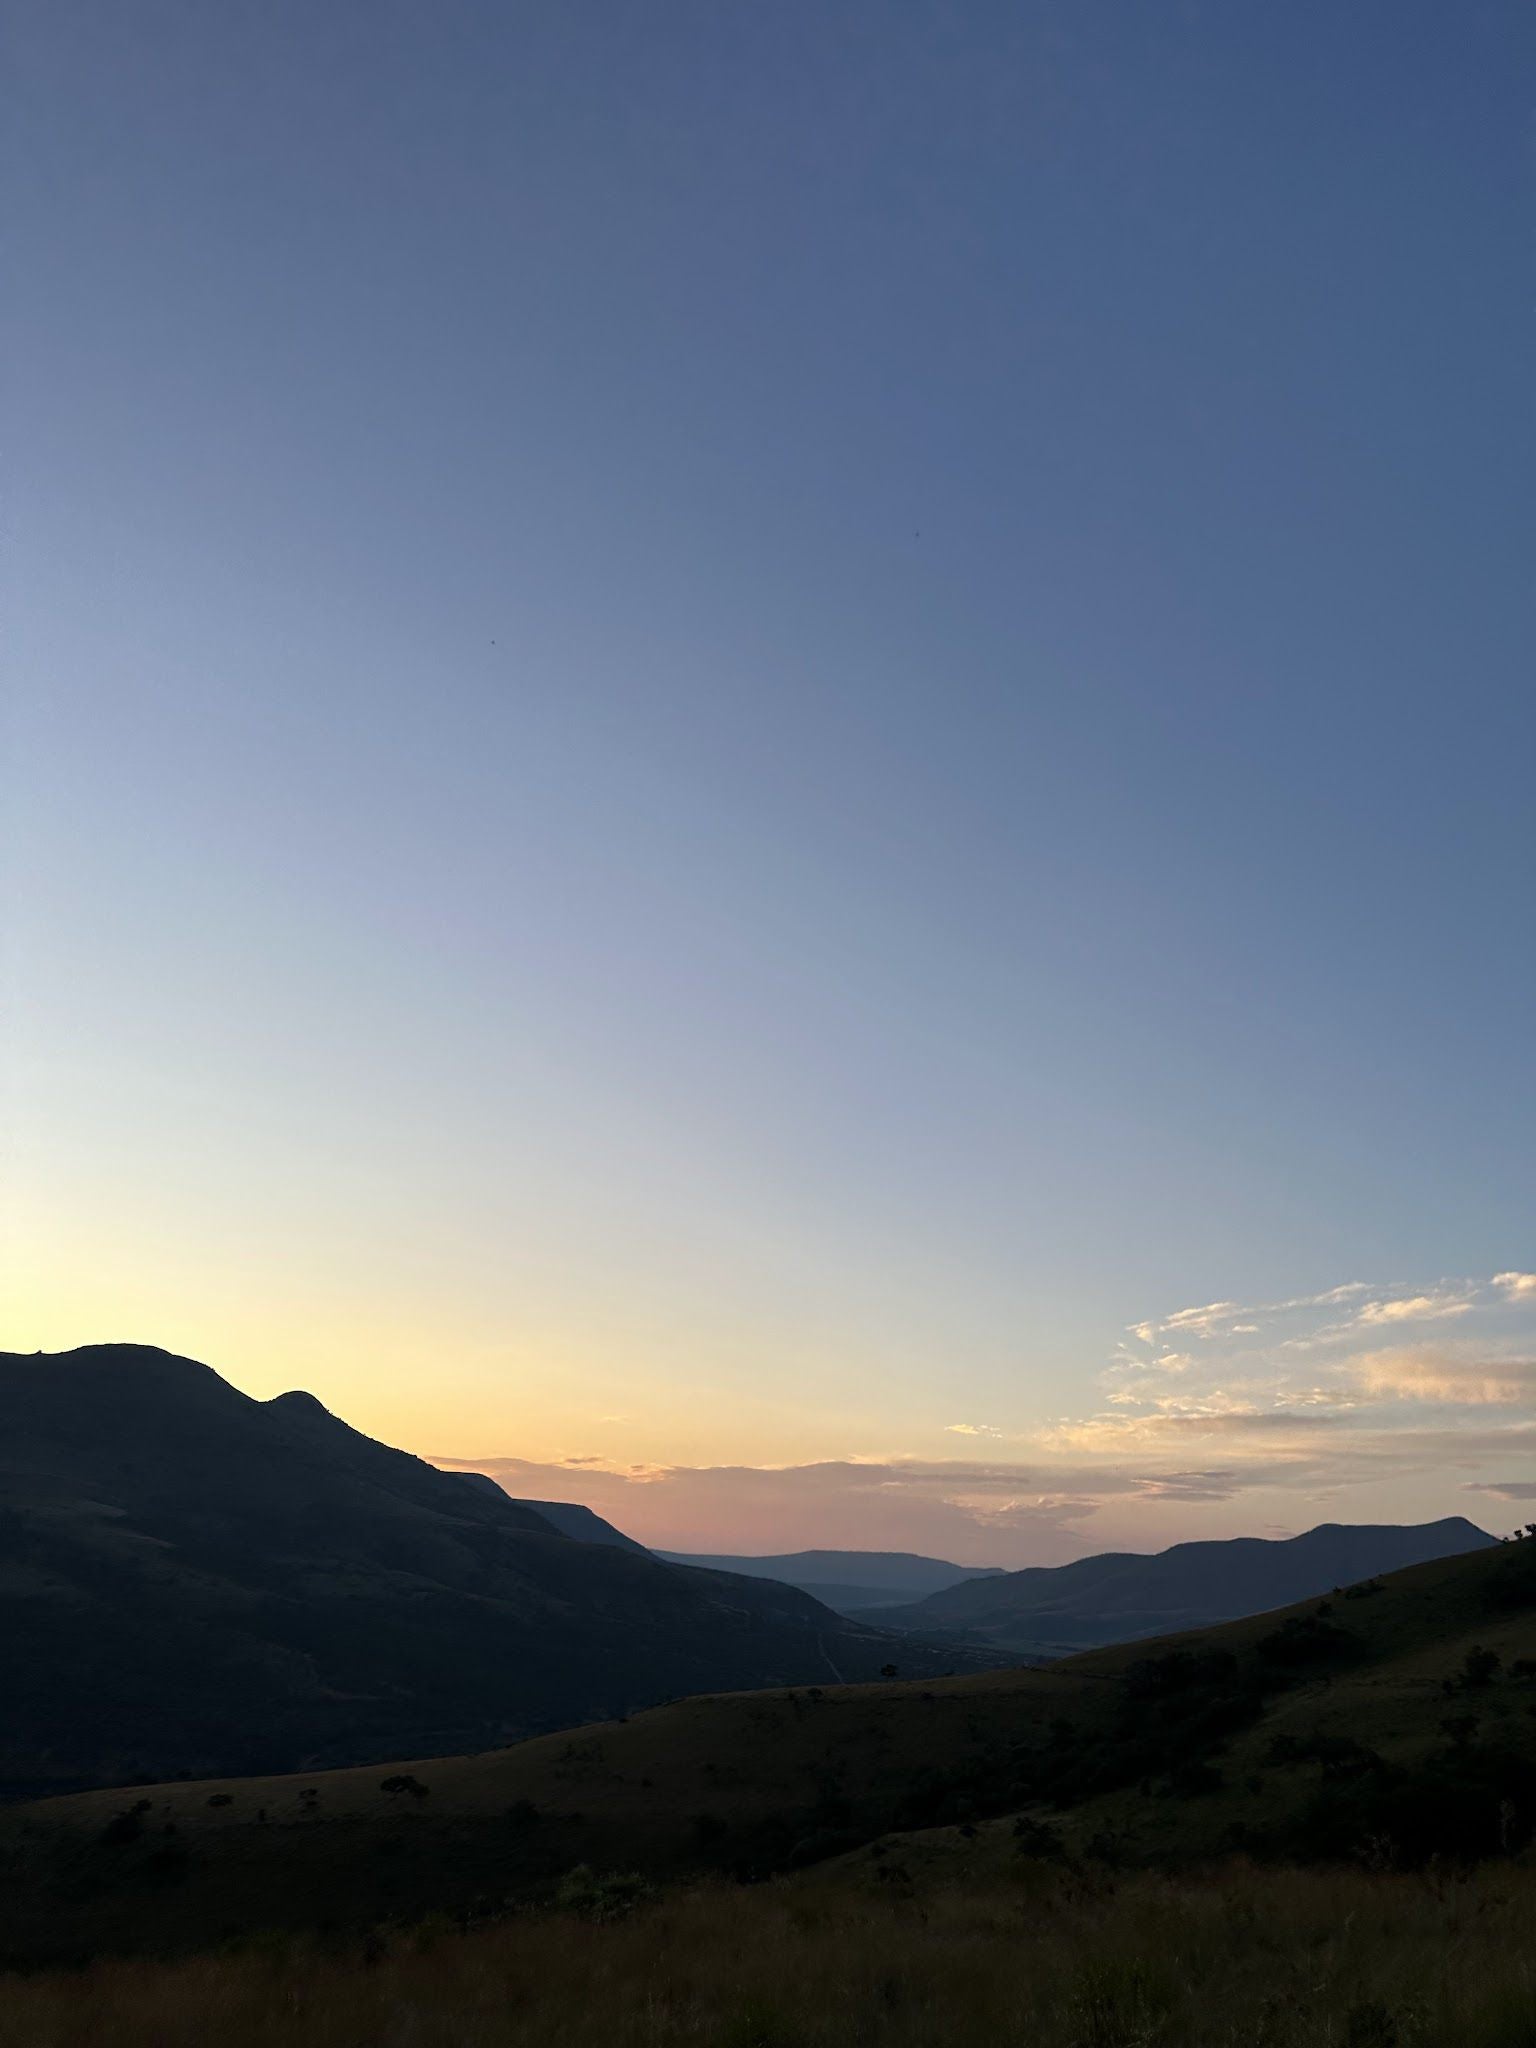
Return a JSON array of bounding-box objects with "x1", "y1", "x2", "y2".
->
[
  {"x1": 1128, "y1": 1274, "x2": 1528, "y2": 1358},
  {"x1": 1355, "y1": 1291, "x2": 1473, "y2": 1326},
  {"x1": 1128, "y1": 1301, "x2": 1237, "y2": 1346},
  {"x1": 944, "y1": 1421, "x2": 1003, "y2": 1438},
  {"x1": 1353, "y1": 1347, "x2": 1536, "y2": 1406},
  {"x1": 1046, "y1": 1404, "x2": 1348, "y2": 1453},
  {"x1": 1128, "y1": 1284, "x2": 1371, "y2": 1350}
]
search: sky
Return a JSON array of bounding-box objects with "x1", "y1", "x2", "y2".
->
[{"x1": 4, "y1": 2, "x2": 1533, "y2": 1564}]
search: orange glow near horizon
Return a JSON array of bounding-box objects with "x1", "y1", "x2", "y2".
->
[{"x1": 8, "y1": 1223, "x2": 1535, "y2": 1567}]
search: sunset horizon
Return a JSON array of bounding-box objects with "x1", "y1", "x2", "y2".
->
[{"x1": 14, "y1": 1263, "x2": 1533, "y2": 1566}]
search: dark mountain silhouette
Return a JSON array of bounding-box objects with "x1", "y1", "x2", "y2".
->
[
  {"x1": 874, "y1": 1517, "x2": 1496, "y2": 1653},
  {"x1": 657, "y1": 1549, "x2": 1004, "y2": 1614},
  {"x1": 0, "y1": 1346, "x2": 992, "y2": 1795},
  {"x1": 505, "y1": 1497, "x2": 649, "y2": 1552},
  {"x1": 452, "y1": 1476, "x2": 648, "y2": 1553}
]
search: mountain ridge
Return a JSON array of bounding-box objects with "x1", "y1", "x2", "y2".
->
[
  {"x1": 0, "y1": 1345, "x2": 990, "y2": 1795},
  {"x1": 874, "y1": 1515, "x2": 1496, "y2": 1652}
]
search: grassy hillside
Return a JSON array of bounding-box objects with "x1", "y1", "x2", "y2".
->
[{"x1": 4, "y1": 1537, "x2": 1533, "y2": 1967}]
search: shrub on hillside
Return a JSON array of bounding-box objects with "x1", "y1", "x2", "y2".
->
[
  {"x1": 1011, "y1": 1815, "x2": 1066, "y2": 1860},
  {"x1": 1460, "y1": 1646, "x2": 1502, "y2": 1689},
  {"x1": 1125, "y1": 1647, "x2": 1239, "y2": 1698},
  {"x1": 379, "y1": 1774, "x2": 429, "y2": 1800},
  {"x1": 1487, "y1": 1541, "x2": 1536, "y2": 1609},
  {"x1": 1256, "y1": 1615, "x2": 1360, "y2": 1669},
  {"x1": 99, "y1": 1802, "x2": 151, "y2": 1846},
  {"x1": 1264, "y1": 1732, "x2": 1384, "y2": 1780},
  {"x1": 1283, "y1": 1739, "x2": 1536, "y2": 1866},
  {"x1": 551, "y1": 1865, "x2": 652, "y2": 1922}
]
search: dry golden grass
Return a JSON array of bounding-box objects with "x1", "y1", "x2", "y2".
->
[{"x1": 3, "y1": 1861, "x2": 1535, "y2": 2048}]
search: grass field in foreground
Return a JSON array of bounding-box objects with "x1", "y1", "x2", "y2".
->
[{"x1": 2, "y1": 1859, "x2": 1535, "y2": 2048}]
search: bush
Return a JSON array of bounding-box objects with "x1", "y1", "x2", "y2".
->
[
  {"x1": 551, "y1": 1865, "x2": 652, "y2": 1922},
  {"x1": 1461, "y1": 1646, "x2": 1501, "y2": 1689},
  {"x1": 99, "y1": 1806, "x2": 148, "y2": 1846},
  {"x1": 1256, "y1": 1615, "x2": 1359, "y2": 1669},
  {"x1": 1012, "y1": 1815, "x2": 1066, "y2": 1860},
  {"x1": 1265, "y1": 1732, "x2": 1383, "y2": 1780},
  {"x1": 1487, "y1": 1543, "x2": 1536, "y2": 1609},
  {"x1": 1284, "y1": 1740, "x2": 1536, "y2": 1865},
  {"x1": 379, "y1": 1774, "x2": 429, "y2": 1800},
  {"x1": 1125, "y1": 1647, "x2": 1238, "y2": 1699}
]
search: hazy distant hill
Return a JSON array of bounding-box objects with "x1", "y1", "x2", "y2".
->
[
  {"x1": 657, "y1": 1548, "x2": 1004, "y2": 1614},
  {"x1": 0, "y1": 1346, "x2": 992, "y2": 1795},
  {"x1": 874, "y1": 1518, "x2": 1496, "y2": 1652}
]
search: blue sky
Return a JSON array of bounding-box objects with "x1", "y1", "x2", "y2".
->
[{"x1": 6, "y1": 2, "x2": 1533, "y2": 1558}]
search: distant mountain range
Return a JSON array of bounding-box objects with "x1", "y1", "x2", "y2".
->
[
  {"x1": 0, "y1": 1346, "x2": 991, "y2": 1795},
  {"x1": 656, "y1": 1548, "x2": 1004, "y2": 1615},
  {"x1": 873, "y1": 1517, "x2": 1496, "y2": 1654}
]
